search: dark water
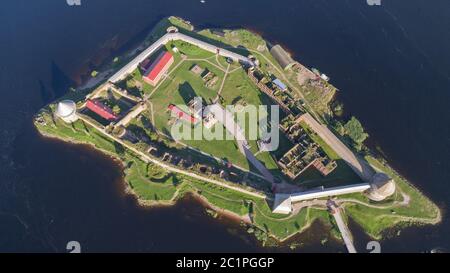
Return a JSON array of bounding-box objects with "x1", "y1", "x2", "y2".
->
[{"x1": 1, "y1": 0, "x2": 449, "y2": 252}]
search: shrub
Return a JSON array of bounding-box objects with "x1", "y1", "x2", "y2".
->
[{"x1": 344, "y1": 117, "x2": 368, "y2": 145}]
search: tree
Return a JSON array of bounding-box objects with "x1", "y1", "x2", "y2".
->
[
  {"x1": 344, "y1": 117, "x2": 368, "y2": 145},
  {"x1": 332, "y1": 101, "x2": 344, "y2": 117},
  {"x1": 126, "y1": 79, "x2": 136, "y2": 89},
  {"x1": 332, "y1": 120, "x2": 345, "y2": 136},
  {"x1": 112, "y1": 105, "x2": 121, "y2": 115}
]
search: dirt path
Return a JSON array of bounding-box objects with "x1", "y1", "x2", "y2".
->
[
  {"x1": 78, "y1": 115, "x2": 267, "y2": 199},
  {"x1": 215, "y1": 63, "x2": 230, "y2": 102},
  {"x1": 299, "y1": 113, "x2": 376, "y2": 182}
]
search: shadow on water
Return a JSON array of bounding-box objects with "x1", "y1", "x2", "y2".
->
[
  {"x1": 38, "y1": 80, "x2": 54, "y2": 104},
  {"x1": 3, "y1": 0, "x2": 450, "y2": 252},
  {"x1": 51, "y1": 61, "x2": 76, "y2": 99}
]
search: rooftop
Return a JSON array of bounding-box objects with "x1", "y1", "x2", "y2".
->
[
  {"x1": 143, "y1": 51, "x2": 173, "y2": 81},
  {"x1": 86, "y1": 99, "x2": 118, "y2": 121}
]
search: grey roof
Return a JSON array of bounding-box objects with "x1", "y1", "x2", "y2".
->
[{"x1": 270, "y1": 44, "x2": 296, "y2": 70}]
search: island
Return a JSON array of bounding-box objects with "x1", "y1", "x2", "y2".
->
[{"x1": 34, "y1": 16, "x2": 441, "y2": 251}]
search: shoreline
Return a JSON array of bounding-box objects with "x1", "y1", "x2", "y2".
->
[
  {"x1": 36, "y1": 125, "x2": 254, "y2": 222},
  {"x1": 34, "y1": 98, "x2": 442, "y2": 247},
  {"x1": 35, "y1": 125, "x2": 334, "y2": 245},
  {"x1": 33, "y1": 16, "x2": 442, "y2": 247}
]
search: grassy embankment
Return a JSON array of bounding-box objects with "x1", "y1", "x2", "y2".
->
[
  {"x1": 166, "y1": 17, "x2": 441, "y2": 239},
  {"x1": 144, "y1": 32, "x2": 284, "y2": 174},
  {"x1": 342, "y1": 156, "x2": 441, "y2": 239},
  {"x1": 35, "y1": 16, "x2": 441, "y2": 244},
  {"x1": 34, "y1": 106, "x2": 331, "y2": 243}
]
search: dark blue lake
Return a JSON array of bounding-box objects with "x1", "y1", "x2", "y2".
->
[{"x1": 0, "y1": 0, "x2": 449, "y2": 252}]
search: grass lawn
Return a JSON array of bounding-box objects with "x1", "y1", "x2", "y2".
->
[
  {"x1": 171, "y1": 40, "x2": 216, "y2": 59},
  {"x1": 34, "y1": 16, "x2": 442, "y2": 245},
  {"x1": 127, "y1": 160, "x2": 179, "y2": 201},
  {"x1": 148, "y1": 57, "x2": 252, "y2": 170},
  {"x1": 341, "y1": 156, "x2": 441, "y2": 239},
  {"x1": 149, "y1": 59, "x2": 223, "y2": 129},
  {"x1": 221, "y1": 69, "x2": 267, "y2": 107}
]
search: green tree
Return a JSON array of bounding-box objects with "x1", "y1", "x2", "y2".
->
[
  {"x1": 333, "y1": 120, "x2": 345, "y2": 136},
  {"x1": 344, "y1": 117, "x2": 368, "y2": 145},
  {"x1": 112, "y1": 105, "x2": 121, "y2": 115},
  {"x1": 126, "y1": 79, "x2": 136, "y2": 89},
  {"x1": 332, "y1": 102, "x2": 344, "y2": 117}
]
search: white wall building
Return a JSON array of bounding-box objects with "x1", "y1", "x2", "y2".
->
[{"x1": 273, "y1": 183, "x2": 371, "y2": 214}]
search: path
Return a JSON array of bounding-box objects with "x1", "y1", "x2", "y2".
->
[
  {"x1": 214, "y1": 63, "x2": 230, "y2": 103},
  {"x1": 299, "y1": 113, "x2": 375, "y2": 182},
  {"x1": 78, "y1": 115, "x2": 266, "y2": 199},
  {"x1": 333, "y1": 208, "x2": 357, "y2": 253},
  {"x1": 140, "y1": 53, "x2": 275, "y2": 184},
  {"x1": 187, "y1": 57, "x2": 227, "y2": 73},
  {"x1": 109, "y1": 32, "x2": 254, "y2": 83},
  {"x1": 208, "y1": 104, "x2": 275, "y2": 183},
  {"x1": 328, "y1": 201, "x2": 357, "y2": 253}
]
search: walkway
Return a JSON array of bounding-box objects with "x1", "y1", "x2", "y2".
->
[
  {"x1": 214, "y1": 63, "x2": 230, "y2": 103},
  {"x1": 208, "y1": 104, "x2": 275, "y2": 183},
  {"x1": 328, "y1": 201, "x2": 357, "y2": 253},
  {"x1": 109, "y1": 32, "x2": 254, "y2": 83},
  {"x1": 78, "y1": 115, "x2": 266, "y2": 199},
  {"x1": 137, "y1": 50, "x2": 274, "y2": 184},
  {"x1": 299, "y1": 113, "x2": 375, "y2": 182}
]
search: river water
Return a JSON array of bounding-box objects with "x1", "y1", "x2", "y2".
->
[{"x1": 1, "y1": 0, "x2": 449, "y2": 252}]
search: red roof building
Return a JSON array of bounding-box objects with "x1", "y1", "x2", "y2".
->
[
  {"x1": 142, "y1": 51, "x2": 174, "y2": 86},
  {"x1": 168, "y1": 104, "x2": 198, "y2": 123},
  {"x1": 86, "y1": 99, "x2": 118, "y2": 121}
]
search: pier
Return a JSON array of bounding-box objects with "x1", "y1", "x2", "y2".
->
[{"x1": 328, "y1": 200, "x2": 357, "y2": 253}]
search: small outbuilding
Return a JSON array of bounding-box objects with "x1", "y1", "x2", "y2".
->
[
  {"x1": 272, "y1": 78, "x2": 288, "y2": 91},
  {"x1": 190, "y1": 64, "x2": 204, "y2": 75},
  {"x1": 141, "y1": 51, "x2": 174, "y2": 86},
  {"x1": 270, "y1": 44, "x2": 297, "y2": 70},
  {"x1": 212, "y1": 30, "x2": 225, "y2": 37}
]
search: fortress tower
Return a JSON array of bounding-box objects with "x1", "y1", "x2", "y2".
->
[
  {"x1": 55, "y1": 100, "x2": 78, "y2": 123},
  {"x1": 366, "y1": 172, "x2": 396, "y2": 201}
]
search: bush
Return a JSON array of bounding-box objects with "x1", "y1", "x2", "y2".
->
[
  {"x1": 332, "y1": 101, "x2": 344, "y2": 117},
  {"x1": 112, "y1": 105, "x2": 121, "y2": 115},
  {"x1": 332, "y1": 120, "x2": 345, "y2": 136},
  {"x1": 344, "y1": 117, "x2": 368, "y2": 145}
]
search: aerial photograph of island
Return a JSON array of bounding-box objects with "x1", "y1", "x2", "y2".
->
[{"x1": 1, "y1": 0, "x2": 449, "y2": 259}]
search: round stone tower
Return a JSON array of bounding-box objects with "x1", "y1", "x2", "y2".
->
[
  {"x1": 366, "y1": 172, "x2": 396, "y2": 201},
  {"x1": 55, "y1": 100, "x2": 78, "y2": 123},
  {"x1": 166, "y1": 26, "x2": 179, "y2": 33}
]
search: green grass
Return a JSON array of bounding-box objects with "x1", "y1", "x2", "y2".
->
[
  {"x1": 221, "y1": 69, "x2": 267, "y2": 107},
  {"x1": 184, "y1": 136, "x2": 250, "y2": 169},
  {"x1": 146, "y1": 52, "x2": 257, "y2": 170},
  {"x1": 36, "y1": 109, "x2": 331, "y2": 240},
  {"x1": 291, "y1": 122, "x2": 363, "y2": 188},
  {"x1": 172, "y1": 40, "x2": 216, "y2": 59},
  {"x1": 127, "y1": 160, "x2": 178, "y2": 201},
  {"x1": 35, "y1": 16, "x2": 442, "y2": 244},
  {"x1": 341, "y1": 156, "x2": 441, "y2": 239}
]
